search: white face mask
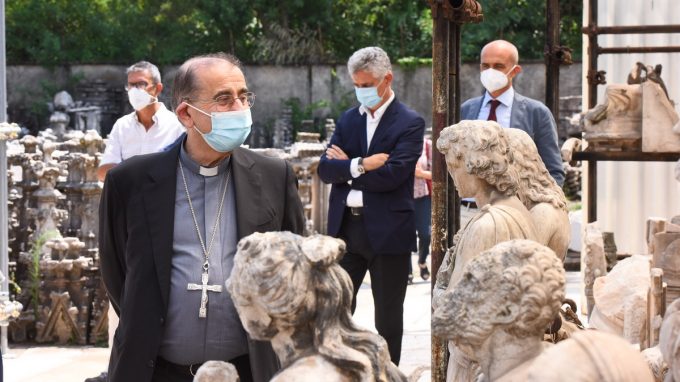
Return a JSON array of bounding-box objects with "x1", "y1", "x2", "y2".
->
[
  {"x1": 128, "y1": 87, "x2": 157, "y2": 111},
  {"x1": 480, "y1": 66, "x2": 516, "y2": 94}
]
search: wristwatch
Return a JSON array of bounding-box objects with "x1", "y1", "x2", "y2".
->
[{"x1": 357, "y1": 157, "x2": 366, "y2": 174}]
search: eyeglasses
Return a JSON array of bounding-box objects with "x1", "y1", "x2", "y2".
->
[
  {"x1": 188, "y1": 92, "x2": 256, "y2": 109},
  {"x1": 125, "y1": 81, "x2": 151, "y2": 91}
]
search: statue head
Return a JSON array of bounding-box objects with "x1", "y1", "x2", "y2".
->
[
  {"x1": 504, "y1": 128, "x2": 567, "y2": 211},
  {"x1": 432, "y1": 239, "x2": 565, "y2": 351},
  {"x1": 436, "y1": 120, "x2": 518, "y2": 197},
  {"x1": 227, "y1": 232, "x2": 398, "y2": 381}
]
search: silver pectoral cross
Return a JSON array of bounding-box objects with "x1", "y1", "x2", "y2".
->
[{"x1": 187, "y1": 271, "x2": 222, "y2": 318}]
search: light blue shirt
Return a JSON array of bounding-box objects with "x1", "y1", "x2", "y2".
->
[{"x1": 477, "y1": 87, "x2": 515, "y2": 128}]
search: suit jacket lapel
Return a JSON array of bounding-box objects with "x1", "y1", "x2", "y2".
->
[
  {"x1": 143, "y1": 141, "x2": 181, "y2": 311},
  {"x1": 509, "y1": 92, "x2": 526, "y2": 129},
  {"x1": 368, "y1": 100, "x2": 400, "y2": 154},
  {"x1": 231, "y1": 148, "x2": 262, "y2": 239},
  {"x1": 471, "y1": 97, "x2": 484, "y2": 120}
]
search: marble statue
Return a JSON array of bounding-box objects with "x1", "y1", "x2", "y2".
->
[
  {"x1": 590, "y1": 254, "x2": 651, "y2": 344},
  {"x1": 226, "y1": 232, "x2": 405, "y2": 382},
  {"x1": 434, "y1": 120, "x2": 538, "y2": 290},
  {"x1": 433, "y1": 121, "x2": 539, "y2": 381},
  {"x1": 193, "y1": 361, "x2": 239, "y2": 382},
  {"x1": 526, "y1": 330, "x2": 655, "y2": 382},
  {"x1": 432, "y1": 240, "x2": 565, "y2": 382},
  {"x1": 505, "y1": 128, "x2": 570, "y2": 260},
  {"x1": 660, "y1": 299, "x2": 680, "y2": 382}
]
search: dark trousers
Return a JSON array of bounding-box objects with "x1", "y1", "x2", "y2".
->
[
  {"x1": 151, "y1": 353, "x2": 252, "y2": 382},
  {"x1": 338, "y1": 210, "x2": 410, "y2": 365},
  {"x1": 414, "y1": 195, "x2": 432, "y2": 264}
]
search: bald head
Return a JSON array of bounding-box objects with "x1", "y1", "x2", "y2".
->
[
  {"x1": 171, "y1": 53, "x2": 242, "y2": 111},
  {"x1": 481, "y1": 40, "x2": 519, "y2": 66}
]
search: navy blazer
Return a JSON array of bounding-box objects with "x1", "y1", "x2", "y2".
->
[
  {"x1": 461, "y1": 91, "x2": 565, "y2": 186},
  {"x1": 318, "y1": 99, "x2": 425, "y2": 255}
]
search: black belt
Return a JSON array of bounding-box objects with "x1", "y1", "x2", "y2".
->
[
  {"x1": 461, "y1": 200, "x2": 477, "y2": 209},
  {"x1": 346, "y1": 206, "x2": 364, "y2": 216},
  {"x1": 156, "y1": 357, "x2": 203, "y2": 378}
]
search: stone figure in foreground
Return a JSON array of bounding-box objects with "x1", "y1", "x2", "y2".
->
[
  {"x1": 505, "y1": 128, "x2": 570, "y2": 260},
  {"x1": 432, "y1": 240, "x2": 565, "y2": 382},
  {"x1": 527, "y1": 330, "x2": 654, "y2": 382},
  {"x1": 226, "y1": 232, "x2": 406, "y2": 382},
  {"x1": 193, "y1": 361, "x2": 239, "y2": 382}
]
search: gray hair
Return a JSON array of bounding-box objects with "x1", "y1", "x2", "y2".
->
[
  {"x1": 347, "y1": 47, "x2": 392, "y2": 79},
  {"x1": 171, "y1": 52, "x2": 242, "y2": 111},
  {"x1": 126, "y1": 61, "x2": 161, "y2": 85}
]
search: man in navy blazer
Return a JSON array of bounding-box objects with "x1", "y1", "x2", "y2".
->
[
  {"x1": 318, "y1": 47, "x2": 424, "y2": 365},
  {"x1": 461, "y1": 40, "x2": 565, "y2": 186}
]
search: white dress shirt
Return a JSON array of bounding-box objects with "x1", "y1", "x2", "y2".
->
[
  {"x1": 346, "y1": 92, "x2": 396, "y2": 207},
  {"x1": 477, "y1": 86, "x2": 515, "y2": 128},
  {"x1": 100, "y1": 103, "x2": 185, "y2": 165}
]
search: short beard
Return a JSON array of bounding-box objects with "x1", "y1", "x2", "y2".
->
[{"x1": 432, "y1": 297, "x2": 495, "y2": 349}]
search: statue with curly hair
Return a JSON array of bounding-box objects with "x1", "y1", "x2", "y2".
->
[
  {"x1": 433, "y1": 240, "x2": 566, "y2": 382},
  {"x1": 435, "y1": 120, "x2": 538, "y2": 289},
  {"x1": 434, "y1": 120, "x2": 539, "y2": 381},
  {"x1": 226, "y1": 232, "x2": 406, "y2": 382},
  {"x1": 505, "y1": 128, "x2": 570, "y2": 260}
]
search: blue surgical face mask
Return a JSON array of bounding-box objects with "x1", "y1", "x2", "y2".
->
[
  {"x1": 355, "y1": 78, "x2": 386, "y2": 108},
  {"x1": 185, "y1": 102, "x2": 252, "y2": 153}
]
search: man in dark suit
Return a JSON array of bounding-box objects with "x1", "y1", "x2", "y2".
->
[
  {"x1": 99, "y1": 53, "x2": 305, "y2": 382},
  {"x1": 318, "y1": 46, "x2": 425, "y2": 365},
  {"x1": 461, "y1": 39, "x2": 565, "y2": 186}
]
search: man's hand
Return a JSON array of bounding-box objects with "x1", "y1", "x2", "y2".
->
[
  {"x1": 363, "y1": 153, "x2": 389, "y2": 171},
  {"x1": 325, "y1": 144, "x2": 349, "y2": 160}
]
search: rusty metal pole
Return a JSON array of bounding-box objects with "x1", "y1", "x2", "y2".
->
[
  {"x1": 429, "y1": 2, "x2": 450, "y2": 380},
  {"x1": 429, "y1": 1, "x2": 482, "y2": 381},
  {"x1": 586, "y1": 0, "x2": 598, "y2": 223},
  {"x1": 545, "y1": 0, "x2": 560, "y2": 117}
]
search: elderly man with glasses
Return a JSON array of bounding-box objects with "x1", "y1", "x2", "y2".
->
[
  {"x1": 99, "y1": 53, "x2": 305, "y2": 382},
  {"x1": 97, "y1": 61, "x2": 185, "y2": 181}
]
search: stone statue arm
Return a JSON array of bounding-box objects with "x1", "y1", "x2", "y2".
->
[
  {"x1": 533, "y1": 106, "x2": 566, "y2": 186},
  {"x1": 351, "y1": 117, "x2": 424, "y2": 193},
  {"x1": 98, "y1": 173, "x2": 127, "y2": 315}
]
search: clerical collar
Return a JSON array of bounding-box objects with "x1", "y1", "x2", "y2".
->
[{"x1": 179, "y1": 140, "x2": 231, "y2": 177}]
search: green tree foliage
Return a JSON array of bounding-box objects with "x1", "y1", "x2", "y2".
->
[
  {"x1": 5, "y1": 0, "x2": 581, "y2": 65},
  {"x1": 462, "y1": 0, "x2": 582, "y2": 62}
]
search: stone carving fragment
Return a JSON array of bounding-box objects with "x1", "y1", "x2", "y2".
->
[
  {"x1": 432, "y1": 240, "x2": 565, "y2": 382},
  {"x1": 590, "y1": 255, "x2": 651, "y2": 344},
  {"x1": 227, "y1": 232, "x2": 405, "y2": 382},
  {"x1": 583, "y1": 222, "x2": 607, "y2": 317},
  {"x1": 641, "y1": 76, "x2": 680, "y2": 152},
  {"x1": 583, "y1": 84, "x2": 642, "y2": 151}
]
